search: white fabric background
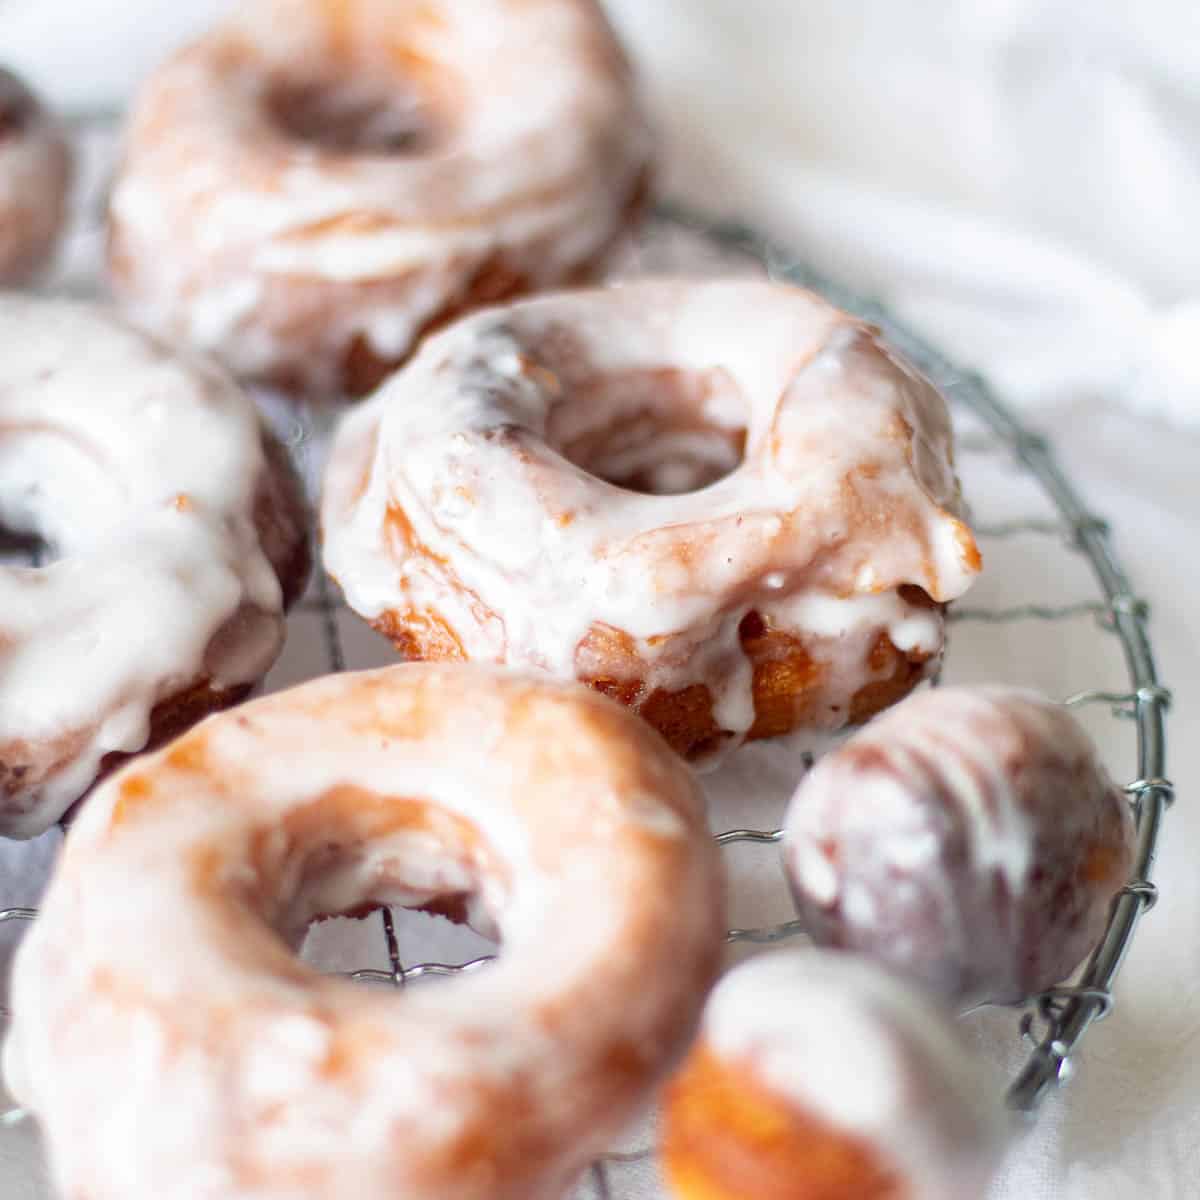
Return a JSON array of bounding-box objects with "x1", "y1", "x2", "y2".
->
[{"x1": 1, "y1": 2, "x2": 1198, "y2": 1198}]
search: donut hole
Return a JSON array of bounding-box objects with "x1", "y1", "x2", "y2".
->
[
  {"x1": 304, "y1": 906, "x2": 497, "y2": 988},
  {"x1": 0, "y1": 523, "x2": 54, "y2": 567},
  {"x1": 248, "y1": 788, "x2": 506, "y2": 982},
  {"x1": 0, "y1": 70, "x2": 34, "y2": 141},
  {"x1": 266, "y1": 74, "x2": 435, "y2": 155},
  {"x1": 0, "y1": 430, "x2": 121, "y2": 567},
  {"x1": 546, "y1": 366, "x2": 749, "y2": 495}
]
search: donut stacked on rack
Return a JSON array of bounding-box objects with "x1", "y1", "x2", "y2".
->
[
  {"x1": 661, "y1": 687, "x2": 1136, "y2": 1199},
  {"x1": 6, "y1": 664, "x2": 726, "y2": 1200},
  {"x1": 0, "y1": 296, "x2": 310, "y2": 839},
  {"x1": 322, "y1": 279, "x2": 982, "y2": 759},
  {"x1": 109, "y1": 0, "x2": 652, "y2": 398},
  {"x1": 662, "y1": 949, "x2": 1005, "y2": 1200},
  {"x1": 781, "y1": 686, "x2": 1136, "y2": 1007}
]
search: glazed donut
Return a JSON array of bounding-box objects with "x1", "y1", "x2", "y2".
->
[
  {"x1": 323, "y1": 279, "x2": 981, "y2": 761},
  {"x1": 782, "y1": 686, "x2": 1135, "y2": 1006},
  {"x1": 662, "y1": 949, "x2": 1003, "y2": 1200},
  {"x1": 0, "y1": 67, "x2": 71, "y2": 283},
  {"x1": 108, "y1": 0, "x2": 651, "y2": 399},
  {"x1": 0, "y1": 297, "x2": 309, "y2": 839},
  {"x1": 6, "y1": 663, "x2": 725, "y2": 1200}
]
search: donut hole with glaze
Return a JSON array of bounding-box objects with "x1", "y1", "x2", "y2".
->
[
  {"x1": 254, "y1": 2, "x2": 461, "y2": 159},
  {"x1": 545, "y1": 364, "x2": 750, "y2": 496},
  {"x1": 0, "y1": 68, "x2": 36, "y2": 142},
  {"x1": 0, "y1": 427, "x2": 119, "y2": 568},
  {"x1": 265, "y1": 71, "x2": 438, "y2": 156}
]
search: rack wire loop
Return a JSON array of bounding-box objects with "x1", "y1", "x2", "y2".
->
[
  {"x1": 1118, "y1": 881, "x2": 1160, "y2": 912},
  {"x1": 1124, "y1": 778, "x2": 1175, "y2": 807},
  {"x1": 714, "y1": 828, "x2": 783, "y2": 846},
  {"x1": 1037, "y1": 986, "x2": 1114, "y2": 1024}
]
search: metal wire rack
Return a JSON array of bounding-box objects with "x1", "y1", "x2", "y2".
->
[{"x1": 0, "y1": 115, "x2": 1173, "y2": 1196}]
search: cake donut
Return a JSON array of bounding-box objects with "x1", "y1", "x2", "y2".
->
[
  {"x1": 108, "y1": 0, "x2": 651, "y2": 399},
  {"x1": 5, "y1": 664, "x2": 725, "y2": 1200},
  {"x1": 0, "y1": 297, "x2": 309, "y2": 839},
  {"x1": 0, "y1": 67, "x2": 71, "y2": 283},
  {"x1": 783, "y1": 686, "x2": 1135, "y2": 1006},
  {"x1": 323, "y1": 279, "x2": 981, "y2": 761},
  {"x1": 662, "y1": 949, "x2": 1004, "y2": 1200}
]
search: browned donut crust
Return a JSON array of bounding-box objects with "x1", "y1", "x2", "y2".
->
[
  {"x1": 372, "y1": 603, "x2": 933, "y2": 759},
  {"x1": 274, "y1": 167, "x2": 649, "y2": 399},
  {"x1": 663, "y1": 1046, "x2": 904, "y2": 1200}
]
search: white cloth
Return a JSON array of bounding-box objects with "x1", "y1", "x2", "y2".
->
[
  {"x1": 1, "y1": 3, "x2": 1198, "y2": 1198},
  {"x1": 607, "y1": 0, "x2": 1200, "y2": 430}
]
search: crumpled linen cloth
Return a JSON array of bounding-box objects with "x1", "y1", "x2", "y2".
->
[{"x1": 1, "y1": 3, "x2": 1198, "y2": 1198}]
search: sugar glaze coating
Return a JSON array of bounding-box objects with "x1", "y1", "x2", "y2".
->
[
  {"x1": 783, "y1": 686, "x2": 1136, "y2": 1005},
  {"x1": 0, "y1": 297, "x2": 308, "y2": 838},
  {"x1": 323, "y1": 279, "x2": 981, "y2": 759},
  {"x1": 108, "y1": 0, "x2": 651, "y2": 397},
  {"x1": 0, "y1": 66, "x2": 71, "y2": 283},
  {"x1": 5, "y1": 664, "x2": 725, "y2": 1200},
  {"x1": 662, "y1": 949, "x2": 1004, "y2": 1200}
]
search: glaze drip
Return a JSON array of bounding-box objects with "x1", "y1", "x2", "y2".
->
[{"x1": 324, "y1": 280, "x2": 980, "y2": 758}]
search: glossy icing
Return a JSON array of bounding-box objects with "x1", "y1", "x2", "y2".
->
[
  {"x1": 5, "y1": 664, "x2": 724, "y2": 1200},
  {"x1": 0, "y1": 297, "x2": 290, "y2": 837},
  {"x1": 109, "y1": 0, "x2": 651, "y2": 395},
  {"x1": 324, "y1": 279, "x2": 981, "y2": 756},
  {"x1": 783, "y1": 686, "x2": 1136, "y2": 1003},
  {"x1": 697, "y1": 949, "x2": 1004, "y2": 1200}
]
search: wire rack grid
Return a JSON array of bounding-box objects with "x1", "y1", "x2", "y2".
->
[{"x1": 0, "y1": 142, "x2": 1173, "y2": 1195}]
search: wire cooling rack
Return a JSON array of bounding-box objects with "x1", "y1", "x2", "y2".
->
[{"x1": 0, "y1": 115, "x2": 1173, "y2": 1197}]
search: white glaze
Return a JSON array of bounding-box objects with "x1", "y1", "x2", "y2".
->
[
  {"x1": 703, "y1": 949, "x2": 1004, "y2": 1199},
  {"x1": 0, "y1": 68, "x2": 70, "y2": 283},
  {"x1": 109, "y1": 0, "x2": 651, "y2": 395},
  {"x1": 786, "y1": 686, "x2": 1098, "y2": 909},
  {"x1": 5, "y1": 664, "x2": 724, "y2": 1200},
  {"x1": 0, "y1": 297, "x2": 288, "y2": 837},
  {"x1": 783, "y1": 686, "x2": 1135, "y2": 1003},
  {"x1": 323, "y1": 279, "x2": 980, "y2": 754}
]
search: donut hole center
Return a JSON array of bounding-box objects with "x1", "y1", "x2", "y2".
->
[
  {"x1": 0, "y1": 70, "x2": 33, "y2": 142},
  {"x1": 267, "y1": 74, "x2": 435, "y2": 155},
  {"x1": 249, "y1": 788, "x2": 504, "y2": 984},
  {"x1": 0, "y1": 523, "x2": 55, "y2": 568},
  {"x1": 304, "y1": 906, "x2": 497, "y2": 989},
  {"x1": 546, "y1": 366, "x2": 749, "y2": 496},
  {"x1": 0, "y1": 429, "x2": 122, "y2": 568}
]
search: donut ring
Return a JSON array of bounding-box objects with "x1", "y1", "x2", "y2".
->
[
  {"x1": 323, "y1": 280, "x2": 982, "y2": 761},
  {"x1": 108, "y1": 0, "x2": 651, "y2": 399},
  {"x1": 0, "y1": 297, "x2": 310, "y2": 838},
  {"x1": 662, "y1": 949, "x2": 1004, "y2": 1200},
  {"x1": 6, "y1": 663, "x2": 725, "y2": 1200},
  {"x1": 782, "y1": 686, "x2": 1136, "y2": 1005},
  {"x1": 0, "y1": 67, "x2": 71, "y2": 284}
]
